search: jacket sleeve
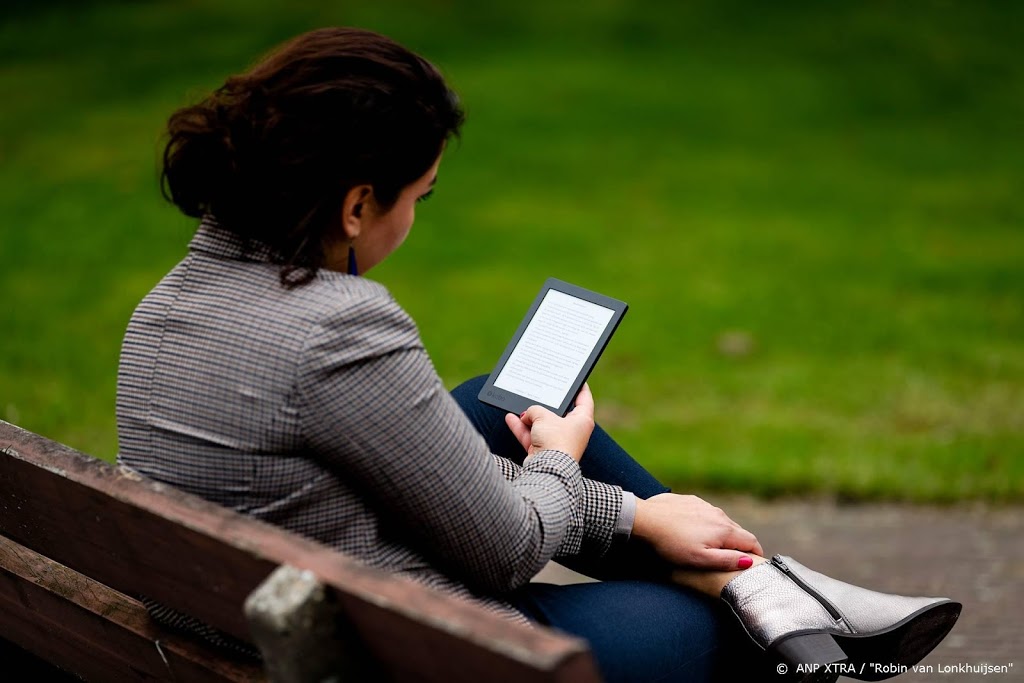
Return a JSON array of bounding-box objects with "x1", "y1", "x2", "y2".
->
[
  {"x1": 490, "y1": 454, "x2": 624, "y2": 558},
  {"x1": 297, "y1": 290, "x2": 583, "y2": 594}
]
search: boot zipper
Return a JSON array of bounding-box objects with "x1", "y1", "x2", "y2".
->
[{"x1": 771, "y1": 555, "x2": 845, "y2": 622}]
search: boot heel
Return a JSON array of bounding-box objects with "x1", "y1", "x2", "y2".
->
[{"x1": 774, "y1": 632, "x2": 847, "y2": 668}]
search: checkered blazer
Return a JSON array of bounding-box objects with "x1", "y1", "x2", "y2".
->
[{"x1": 116, "y1": 217, "x2": 624, "y2": 626}]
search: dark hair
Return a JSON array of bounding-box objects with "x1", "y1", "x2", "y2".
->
[{"x1": 161, "y1": 27, "x2": 464, "y2": 285}]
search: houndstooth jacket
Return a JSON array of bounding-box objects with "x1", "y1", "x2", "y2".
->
[{"x1": 116, "y1": 216, "x2": 626, "y2": 627}]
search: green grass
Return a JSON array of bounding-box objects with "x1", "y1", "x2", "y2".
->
[{"x1": 2, "y1": 0, "x2": 1021, "y2": 502}]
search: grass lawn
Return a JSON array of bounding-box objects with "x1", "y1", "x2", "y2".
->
[{"x1": 2, "y1": 0, "x2": 1021, "y2": 502}]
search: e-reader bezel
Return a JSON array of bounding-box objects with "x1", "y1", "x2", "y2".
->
[{"x1": 478, "y1": 278, "x2": 628, "y2": 417}]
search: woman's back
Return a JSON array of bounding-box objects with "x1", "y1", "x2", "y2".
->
[
  {"x1": 117, "y1": 216, "x2": 415, "y2": 558},
  {"x1": 116, "y1": 216, "x2": 592, "y2": 623}
]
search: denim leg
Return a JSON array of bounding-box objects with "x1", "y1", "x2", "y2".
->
[
  {"x1": 451, "y1": 376, "x2": 770, "y2": 679},
  {"x1": 508, "y1": 579, "x2": 772, "y2": 683},
  {"x1": 450, "y1": 375, "x2": 671, "y2": 580}
]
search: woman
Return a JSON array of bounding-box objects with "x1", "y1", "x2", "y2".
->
[{"x1": 117, "y1": 27, "x2": 960, "y2": 682}]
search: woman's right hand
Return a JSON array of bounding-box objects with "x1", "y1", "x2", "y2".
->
[{"x1": 504, "y1": 383, "x2": 595, "y2": 462}]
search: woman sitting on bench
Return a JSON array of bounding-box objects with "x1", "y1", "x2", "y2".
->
[{"x1": 116, "y1": 27, "x2": 960, "y2": 683}]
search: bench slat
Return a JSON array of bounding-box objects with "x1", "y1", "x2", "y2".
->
[{"x1": 0, "y1": 536, "x2": 264, "y2": 682}]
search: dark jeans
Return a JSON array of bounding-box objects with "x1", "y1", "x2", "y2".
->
[{"x1": 451, "y1": 376, "x2": 766, "y2": 683}]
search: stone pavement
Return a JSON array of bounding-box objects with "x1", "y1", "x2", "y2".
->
[{"x1": 535, "y1": 496, "x2": 1023, "y2": 682}]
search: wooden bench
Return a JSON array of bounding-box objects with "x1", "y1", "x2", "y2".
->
[{"x1": 0, "y1": 420, "x2": 602, "y2": 682}]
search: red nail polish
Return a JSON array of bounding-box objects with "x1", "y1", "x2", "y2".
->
[
  {"x1": 738, "y1": 556, "x2": 753, "y2": 569},
  {"x1": 520, "y1": 411, "x2": 527, "y2": 419}
]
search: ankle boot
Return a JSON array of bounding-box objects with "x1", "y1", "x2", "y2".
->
[{"x1": 721, "y1": 555, "x2": 961, "y2": 682}]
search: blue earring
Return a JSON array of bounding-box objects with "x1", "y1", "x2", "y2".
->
[{"x1": 347, "y1": 246, "x2": 359, "y2": 276}]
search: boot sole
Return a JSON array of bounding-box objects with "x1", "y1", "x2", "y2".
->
[
  {"x1": 769, "y1": 600, "x2": 961, "y2": 682},
  {"x1": 834, "y1": 599, "x2": 962, "y2": 681}
]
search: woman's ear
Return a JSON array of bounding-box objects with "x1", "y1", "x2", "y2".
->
[{"x1": 341, "y1": 184, "x2": 374, "y2": 240}]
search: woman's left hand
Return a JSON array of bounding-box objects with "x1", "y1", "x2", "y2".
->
[{"x1": 632, "y1": 493, "x2": 764, "y2": 571}]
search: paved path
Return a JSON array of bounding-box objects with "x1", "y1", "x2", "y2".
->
[{"x1": 535, "y1": 496, "x2": 1022, "y2": 682}]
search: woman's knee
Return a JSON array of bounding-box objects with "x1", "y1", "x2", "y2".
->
[
  {"x1": 449, "y1": 374, "x2": 519, "y2": 453},
  {"x1": 450, "y1": 374, "x2": 488, "y2": 403}
]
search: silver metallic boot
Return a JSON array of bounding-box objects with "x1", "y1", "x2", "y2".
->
[{"x1": 721, "y1": 555, "x2": 961, "y2": 682}]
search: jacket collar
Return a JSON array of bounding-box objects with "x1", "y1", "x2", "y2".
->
[{"x1": 188, "y1": 215, "x2": 281, "y2": 263}]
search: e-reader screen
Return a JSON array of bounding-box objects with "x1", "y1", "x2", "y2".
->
[{"x1": 479, "y1": 279, "x2": 627, "y2": 417}]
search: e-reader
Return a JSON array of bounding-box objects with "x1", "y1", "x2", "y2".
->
[{"x1": 478, "y1": 278, "x2": 627, "y2": 417}]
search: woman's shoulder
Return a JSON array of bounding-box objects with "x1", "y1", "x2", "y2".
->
[
  {"x1": 299, "y1": 272, "x2": 423, "y2": 356},
  {"x1": 303, "y1": 270, "x2": 395, "y2": 311},
  {"x1": 127, "y1": 251, "x2": 421, "y2": 364},
  {"x1": 299, "y1": 272, "x2": 405, "y2": 323}
]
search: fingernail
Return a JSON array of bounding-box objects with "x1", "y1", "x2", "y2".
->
[
  {"x1": 738, "y1": 556, "x2": 753, "y2": 570},
  {"x1": 519, "y1": 411, "x2": 527, "y2": 419}
]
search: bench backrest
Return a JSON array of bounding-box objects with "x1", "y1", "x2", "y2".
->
[{"x1": 0, "y1": 420, "x2": 601, "y2": 682}]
